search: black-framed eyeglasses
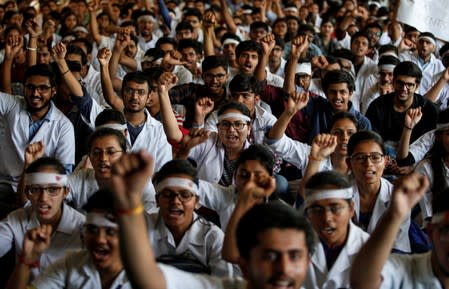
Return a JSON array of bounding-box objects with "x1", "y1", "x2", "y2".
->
[
  {"x1": 25, "y1": 83, "x2": 52, "y2": 94},
  {"x1": 26, "y1": 186, "x2": 64, "y2": 197},
  {"x1": 349, "y1": 152, "x2": 384, "y2": 164},
  {"x1": 218, "y1": 120, "x2": 248, "y2": 131},
  {"x1": 394, "y1": 79, "x2": 416, "y2": 90},
  {"x1": 203, "y1": 73, "x2": 226, "y2": 81},
  {"x1": 157, "y1": 190, "x2": 195, "y2": 202}
]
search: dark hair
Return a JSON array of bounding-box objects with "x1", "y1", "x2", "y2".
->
[
  {"x1": 72, "y1": 37, "x2": 93, "y2": 55},
  {"x1": 305, "y1": 170, "x2": 352, "y2": 190},
  {"x1": 183, "y1": 8, "x2": 202, "y2": 21},
  {"x1": 350, "y1": 31, "x2": 370, "y2": 46},
  {"x1": 364, "y1": 22, "x2": 383, "y2": 32},
  {"x1": 95, "y1": 109, "x2": 126, "y2": 127},
  {"x1": 250, "y1": 21, "x2": 270, "y2": 32},
  {"x1": 176, "y1": 21, "x2": 194, "y2": 33},
  {"x1": 82, "y1": 189, "x2": 114, "y2": 213},
  {"x1": 88, "y1": 128, "x2": 127, "y2": 152},
  {"x1": 432, "y1": 187, "x2": 449, "y2": 216},
  {"x1": 274, "y1": 36, "x2": 285, "y2": 50},
  {"x1": 235, "y1": 144, "x2": 275, "y2": 176},
  {"x1": 201, "y1": 55, "x2": 228, "y2": 72},
  {"x1": 229, "y1": 75, "x2": 263, "y2": 95},
  {"x1": 120, "y1": 20, "x2": 138, "y2": 33},
  {"x1": 379, "y1": 44, "x2": 398, "y2": 56},
  {"x1": 25, "y1": 64, "x2": 56, "y2": 87},
  {"x1": 332, "y1": 48, "x2": 354, "y2": 62},
  {"x1": 155, "y1": 37, "x2": 178, "y2": 50},
  {"x1": 221, "y1": 32, "x2": 241, "y2": 44},
  {"x1": 25, "y1": 157, "x2": 66, "y2": 174},
  {"x1": 236, "y1": 202, "x2": 316, "y2": 260},
  {"x1": 236, "y1": 40, "x2": 263, "y2": 59},
  {"x1": 378, "y1": 55, "x2": 400, "y2": 67},
  {"x1": 217, "y1": 101, "x2": 251, "y2": 119},
  {"x1": 298, "y1": 23, "x2": 315, "y2": 35},
  {"x1": 66, "y1": 44, "x2": 88, "y2": 65},
  {"x1": 329, "y1": 111, "x2": 359, "y2": 132},
  {"x1": 393, "y1": 61, "x2": 422, "y2": 84},
  {"x1": 178, "y1": 39, "x2": 203, "y2": 55},
  {"x1": 322, "y1": 70, "x2": 355, "y2": 93},
  {"x1": 154, "y1": 159, "x2": 199, "y2": 186},
  {"x1": 347, "y1": 130, "x2": 385, "y2": 156},
  {"x1": 143, "y1": 66, "x2": 165, "y2": 84},
  {"x1": 122, "y1": 71, "x2": 150, "y2": 93}
]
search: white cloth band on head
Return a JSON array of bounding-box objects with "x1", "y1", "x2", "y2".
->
[
  {"x1": 242, "y1": 9, "x2": 253, "y2": 14},
  {"x1": 218, "y1": 113, "x2": 251, "y2": 123},
  {"x1": 223, "y1": 38, "x2": 240, "y2": 46},
  {"x1": 379, "y1": 51, "x2": 398, "y2": 58},
  {"x1": 418, "y1": 36, "x2": 436, "y2": 46},
  {"x1": 24, "y1": 173, "x2": 67, "y2": 186},
  {"x1": 305, "y1": 187, "x2": 353, "y2": 206},
  {"x1": 436, "y1": 122, "x2": 449, "y2": 131},
  {"x1": 96, "y1": 123, "x2": 127, "y2": 131},
  {"x1": 155, "y1": 177, "x2": 199, "y2": 195},
  {"x1": 85, "y1": 212, "x2": 118, "y2": 228},
  {"x1": 378, "y1": 64, "x2": 396, "y2": 71},
  {"x1": 284, "y1": 7, "x2": 298, "y2": 12},
  {"x1": 138, "y1": 15, "x2": 155, "y2": 23}
]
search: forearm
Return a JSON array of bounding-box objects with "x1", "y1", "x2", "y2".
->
[
  {"x1": 267, "y1": 111, "x2": 294, "y2": 139},
  {"x1": 254, "y1": 53, "x2": 269, "y2": 81},
  {"x1": 283, "y1": 57, "x2": 299, "y2": 93},
  {"x1": 54, "y1": 60, "x2": 83, "y2": 96},
  {"x1": 159, "y1": 91, "x2": 183, "y2": 142},
  {"x1": 298, "y1": 157, "x2": 321, "y2": 198},
  {"x1": 222, "y1": 204, "x2": 247, "y2": 263},
  {"x1": 1, "y1": 58, "x2": 13, "y2": 94},
  {"x1": 219, "y1": 0, "x2": 237, "y2": 34},
  {"x1": 119, "y1": 54, "x2": 138, "y2": 71},
  {"x1": 6, "y1": 262, "x2": 33, "y2": 289},
  {"x1": 203, "y1": 28, "x2": 216, "y2": 57},
  {"x1": 397, "y1": 127, "x2": 413, "y2": 160},
  {"x1": 424, "y1": 76, "x2": 446, "y2": 103},
  {"x1": 100, "y1": 64, "x2": 124, "y2": 111},
  {"x1": 26, "y1": 37, "x2": 37, "y2": 67},
  {"x1": 89, "y1": 11, "x2": 102, "y2": 45},
  {"x1": 351, "y1": 210, "x2": 403, "y2": 289},
  {"x1": 109, "y1": 48, "x2": 122, "y2": 78}
]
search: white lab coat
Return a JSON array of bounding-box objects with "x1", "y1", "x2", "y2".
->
[
  {"x1": 304, "y1": 221, "x2": 369, "y2": 289},
  {"x1": 409, "y1": 129, "x2": 435, "y2": 163}
]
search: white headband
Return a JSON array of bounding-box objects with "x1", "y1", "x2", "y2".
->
[
  {"x1": 242, "y1": 9, "x2": 253, "y2": 14},
  {"x1": 218, "y1": 113, "x2": 251, "y2": 123},
  {"x1": 223, "y1": 38, "x2": 240, "y2": 46},
  {"x1": 96, "y1": 123, "x2": 127, "y2": 131},
  {"x1": 156, "y1": 177, "x2": 199, "y2": 195},
  {"x1": 284, "y1": 7, "x2": 298, "y2": 13},
  {"x1": 378, "y1": 64, "x2": 396, "y2": 71},
  {"x1": 418, "y1": 36, "x2": 436, "y2": 46},
  {"x1": 138, "y1": 15, "x2": 155, "y2": 23},
  {"x1": 24, "y1": 173, "x2": 67, "y2": 186},
  {"x1": 436, "y1": 122, "x2": 449, "y2": 131},
  {"x1": 85, "y1": 212, "x2": 118, "y2": 228},
  {"x1": 305, "y1": 187, "x2": 353, "y2": 206},
  {"x1": 379, "y1": 51, "x2": 398, "y2": 58}
]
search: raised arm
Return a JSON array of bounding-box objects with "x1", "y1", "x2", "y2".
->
[
  {"x1": 425, "y1": 67, "x2": 449, "y2": 104},
  {"x1": 397, "y1": 107, "x2": 422, "y2": 160},
  {"x1": 194, "y1": 97, "x2": 214, "y2": 128},
  {"x1": 6, "y1": 225, "x2": 52, "y2": 289},
  {"x1": 17, "y1": 141, "x2": 45, "y2": 206},
  {"x1": 175, "y1": 128, "x2": 211, "y2": 160},
  {"x1": 218, "y1": 0, "x2": 237, "y2": 34},
  {"x1": 283, "y1": 35, "x2": 308, "y2": 94},
  {"x1": 298, "y1": 134, "x2": 337, "y2": 198},
  {"x1": 254, "y1": 33, "x2": 275, "y2": 81},
  {"x1": 222, "y1": 173, "x2": 276, "y2": 263},
  {"x1": 158, "y1": 72, "x2": 183, "y2": 143},
  {"x1": 350, "y1": 173, "x2": 428, "y2": 289},
  {"x1": 88, "y1": 0, "x2": 103, "y2": 46},
  {"x1": 111, "y1": 151, "x2": 167, "y2": 289},
  {"x1": 267, "y1": 91, "x2": 309, "y2": 139},
  {"x1": 24, "y1": 19, "x2": 40, "y2": 67},
  {"x1": 98, "y1": 47, "x2": 124, "y2": 111},
  {"x1": 203, "y1": 11, "x2": 216, "y2": 57},
  {"x1": 109, "y1": 28, "x2": 130, "y2": 86},
  {"x1": 52, "y1": 42, "x2": 83, "y2": 97},
  {"x1": 1, "y1": 34, "x2": 22, "y2": 94}
]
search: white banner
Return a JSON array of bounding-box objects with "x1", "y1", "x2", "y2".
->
[{"x1": 397, "y1": 0, "x2": 449, "y2": 41}]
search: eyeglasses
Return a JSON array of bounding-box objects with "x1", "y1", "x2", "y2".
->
[
  {"x1": 203, "y1": 73, "x2": 226, "y2": 81},
  {"x1": 158, "y1": 190, "x2": 195, "y2": 202},
  {"x1": 306, "y1": 204, "x2": 348, "y2": 217},
  {"x1": 349, "y1": 152, "x2": 384, "y2": 164},
  {"x1": 124, "y1": 87, "x2": 147, "y2": 96},
  {"x1": 26, "y1": 186, "x2": 63, "y2": 197},
  {"x1": 90, "y1": 149, "x2": 123, "y2": 159},
  {"x1": 218, "y1": 120, "x2": 248, "y2": 131},
  {"x1": 84, "y1": 224, "x2": 118, "y2": 237},
  {"x1": 25, "y1": 83, "x2": 52, "y2": 93},
  {"x1": 395, "y1": 79, "x2": 416, "y2": 90}
]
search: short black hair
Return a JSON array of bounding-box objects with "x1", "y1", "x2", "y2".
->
[
  {"x1": 305, "y1": 170, "x2": 352, "y2": 190},
  {"x1": 235, "y1": 144, "x2": 275, "y2": 176},
  {"x1": 176, "y1": 21, "x2": 194, "y2": 33},
  {"x1": 229, "y1": 74, "x2": 263, "y2": 95},
  {"x1": 25, "y1": 64, "x2": 56, "y2": 87},
  {"x1": 88, "y1": 128, "x2": 127, "y2": 152},
  {"x1": 393, "y1": 61, "x2": 422, "y2": 84},
  {"x1": 25, "y1": 157, "x2": 65, "y2": 174},
  {"x1": 250, "y1": 21, "x2": 270, "y2": 32},
  {"x1": 154, "y1": 159, "x2": 199, "y2": 186},
  {"x1": 217, "y1": 101, "x2": 251, "y2": 119},
  {"x1": 122, "y1": 71, "x2": 150, "y2": 94},
  {"x1": 95, "y1": 109, "x2": 126, "y2": 127},
  {"x1": 155, "y1": 37, "x2": 178, "y2": 50},
  {"x1": 201, "y1": 55, "x2": 228, "y2": 72},
  {"x1": 82, "y1": 188, "x2": 114, "y2": 213},
  {"x1": 66, "y1": 44, "x2": 88, "y2": 65},
  {"x1": 329, "y1": 111, "x2": 359, "y2": 132},
  {"x1": 178, "y1": 39, "x2": 203, "y2": 55},
  {"x1": 236, "y1": 202, "x2": 316, "y2": 260},
  {"x1": 322, "y1": 70, "x2": 355, "y2": 93},
  {"x1": 347, "y1": 130, "x2": 385, "y2": 156},
  {"x1": 183, "y1": 8, "x2": 202, "y2": 21},
  {"x1": 71, "y1": 37, "x2": 93, "y2": 55},
  {"x1": 236, "y1": 40, "x2": 263, "y2": 59},
  {"x1": 350, "y1": 31, "x2": 370, "y2": 46}
]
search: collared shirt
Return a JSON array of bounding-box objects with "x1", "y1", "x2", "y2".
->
[
  {"x1": 28, "y1": 103, "x2": 53, "y2": 141},
  {"x1": 146, "y1": 212, "x2": 236, "y2": 277},
  {"x1": 31, "y1": 250, "x2": 131, "y2": 289},
  {"x1": 0, "y1": 204, "x2": 84, "y2": 278}
]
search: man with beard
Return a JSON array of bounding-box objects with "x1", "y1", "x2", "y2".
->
[{"x1": 0, "y1": 60, "x2": 74, "y2": 216}]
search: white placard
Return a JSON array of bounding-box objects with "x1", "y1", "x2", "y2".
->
[{"x1": 397, "y1": 0, "x2": 449, "y2": 41}]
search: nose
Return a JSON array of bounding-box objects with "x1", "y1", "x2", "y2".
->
[
  {"x1": 275, "y1": 254, "x2": 291, "y2": 274},
  {"x1": 94, "y1": 228, "x2": 107, "y2": 244},
  {"x1": 38, "y1": 191, "x2": 50, "y2": 202}
]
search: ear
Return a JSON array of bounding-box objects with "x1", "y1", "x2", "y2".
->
[
  {"x1": 194, "y1": 196, "x2": 200, "y2": 210},
  {"x1": 348, "y1": 200, "x2": 355, "y2": 218},
  {"x1": 51, "y1": 87, "x2": 57, "y2": 99}
]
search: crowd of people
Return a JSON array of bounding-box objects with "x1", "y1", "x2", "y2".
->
[{"x1": 0, "y1": 0, "x2": 448, "y2": 288}]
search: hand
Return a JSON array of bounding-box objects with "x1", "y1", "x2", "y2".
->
[
  {"x1": 178, "y1": 128, "x2": 211, "y2": 154},
  {"x1": 97, "y1": 47, "x2": 112, "y2": 66},
  {"x1": 162, "y1": 50, "x2": 187, "y2": 70},
  {"x1": 25, "y1": 20, "x2": 40, "y2": 38},
  {"x1": 51, "y1": 42, "x2": 67, "y2": 62},
  {"x1": 310, "y1": 134, "x2": 337, "y2": 160},
  {"x1": 111, "y1": 151, "x2": 155, "y2": 209},
  {"x1": 5, "y1": 33, "x2": 22, "y2": 60},
  {"x1": 404, "y1": 107, "x2": 422, "y2": 130},
  {"x1": 291, "y1": 35, "x2": 309, "y2": 59},
  {"x1": 391, "y1": 172, "x2": 429, "y2": 219},
  {"x1": 22, "y1": 225, "x2": 52, "y2": 263},
  {"x1": 195, "y1": 97, "x2": 214, "y2": 120},
  {"x1": 311, "y1": 55, "x2": 328, "y2": 69},
  {"x1": 87, "y1": 0, "x2": 99, "y2": 13},
  {"x1": 158, "y1": 71, "x2": 178, "y2": 93},
  {"x1": 202, "y1": 11, "x2": 216, "y2": 29},
  {"x1": 114, "y1": 28, "x2": 130, "y2": 52},
  {"x1": 286, "y1": 91, "x2": 309, "y2": 115},
  {"x1": 260, "y1": 33, "x2": 276, "y2": 55},
  {"x1": 237, "y1": 173, "x2": 276, "y2": 210},
  {"x1": 24, "y1": 141, "x2": 45, "y2": 168},
  {"x1": 399, "y1": 37, "x2": 416, "y2": 51}
]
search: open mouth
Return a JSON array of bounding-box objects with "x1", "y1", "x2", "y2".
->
[
  {"x1": 92, "y1": 247, "x2": 111, "y2": 263},
  {"x1": 38, "y1": 204, "x2": 51, "y2": 215},
  {"x1": 168, "y1": 208, "x2": 184, "y2": 217},
  {"x1": 268, "y1": 278, "x2": 295, "y2": 289}
]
